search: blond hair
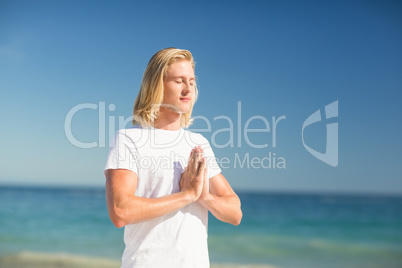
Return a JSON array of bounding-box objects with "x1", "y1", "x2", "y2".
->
[{"x1": 132, "y1": 48, "x2": 198, "y2": 128}]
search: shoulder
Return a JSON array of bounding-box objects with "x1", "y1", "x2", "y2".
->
[
  {"x1": 113, "y1": 126, "x2": 148, "y2": 147},
  {"x1": 116, "y1": 125, "x2": 144, "y2": 137}
]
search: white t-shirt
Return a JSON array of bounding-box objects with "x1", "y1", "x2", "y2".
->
[{"x1": 104, "y1": 125, "x2": 222, "y2": 268}]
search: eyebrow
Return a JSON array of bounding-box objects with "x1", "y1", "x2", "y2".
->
[{"x1": 169, "y1": 76, "x2": 196, "y2": 80}]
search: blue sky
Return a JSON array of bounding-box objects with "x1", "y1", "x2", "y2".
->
[{"x1": 1, "y1": 0, "x2": 401, "y2": 194}]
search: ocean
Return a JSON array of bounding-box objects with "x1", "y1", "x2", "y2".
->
[{"x1": 0, "y1": 186, "x2": 401, "y2": 268}]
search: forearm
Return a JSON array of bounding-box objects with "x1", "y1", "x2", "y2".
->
[
  {"x1": 108, "y1": 191, "x2": 193, "y2": 227},
  {"x1": 106, "y1": 146, "x2": 205, "y2": 228},
  {"x1": 199, "y1": 193, "x2": 242, "y2": 226}
]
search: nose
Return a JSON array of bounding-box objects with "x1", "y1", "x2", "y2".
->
[{"x1": 182, "y1": 81, "x2": 191, "y2": 95}]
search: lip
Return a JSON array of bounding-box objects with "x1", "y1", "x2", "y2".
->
[{"x1": 180, "y1": 98, "x2": 191, "y2": 102}]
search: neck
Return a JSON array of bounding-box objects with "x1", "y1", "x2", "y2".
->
[{"x1": 153, "y1": 108, "x2": 182, "y2": 131}]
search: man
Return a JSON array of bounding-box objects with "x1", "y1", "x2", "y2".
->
[{"x1": 104, "y1": 47, "x2": 242, "y2": 267}]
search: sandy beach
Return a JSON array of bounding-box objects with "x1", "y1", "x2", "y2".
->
[{"x1": 0, "y1": 251, "x2": 278, "y2": 268}]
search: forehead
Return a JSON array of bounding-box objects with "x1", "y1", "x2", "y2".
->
[{"x1": 166, "y1": 60, "x2": 194, "y2": 77}]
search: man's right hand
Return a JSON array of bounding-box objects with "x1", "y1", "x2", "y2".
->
[{"x1": 180, "y1": 146, "x2": 206, "y2": 201}]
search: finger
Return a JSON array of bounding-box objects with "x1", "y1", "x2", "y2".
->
[
  {"x1": 197, "y1": 147, "x2": 204, "y2": 170},
  {"x1": 186, "y1": 148, "x2": 195, "y2": 175},
  {"x1": 200, "y1": 147, "x2": 205, "y2": 161},
  {"x1": 192, "y1": 147, "x2": 201, "y2": 173},
  {"x1": 188, "y1": 149, "x2": 194, "y2": 163},
  {"x1": 196, "y1": 157, "x2": 206, "y2": 176},
  {"x1": 196, "y1": 147, "x2": 201, "y2": 161},
  {"x1": 192, "y1": 148, "x2": 199, "y2": 162},
  {"x1": 184, "y1": 149, "x2": 194, "y2": 171}
]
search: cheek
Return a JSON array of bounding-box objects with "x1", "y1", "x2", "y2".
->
[
  {"x1": 164, "y1": 82, "x2": 180, "y2": 93},
  {"x1": 163, "y1": 84, "x2": 180, "y2": 102},
  {"x1": 163, "y1": 84, "x2": 173, "y2": 97}
]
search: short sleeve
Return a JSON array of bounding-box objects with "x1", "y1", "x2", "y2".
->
[
  {"x1": 104, "y1": 130, "x2": 139, "y2": 176},
  {"x1": 198, "y1": 134, "x2": 222, "y2": 179}
]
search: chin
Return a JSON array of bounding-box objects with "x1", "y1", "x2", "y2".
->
[
  {"x1": 181, "y1": 105, "x2": 192, "y2": 114},
  {"x1": 176, "y1": 103, "x2": 191, "y2": 114}
]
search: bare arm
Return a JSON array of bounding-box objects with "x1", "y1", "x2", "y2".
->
[
  {"x1": 105, "y1": 147, "x2": 206, "y2": 228},
  {"x1": 198, "y1": 172, "x2": 243, "y2": 226}
]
